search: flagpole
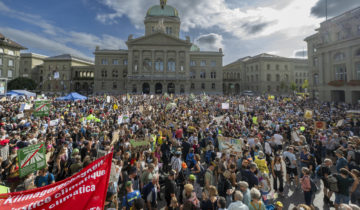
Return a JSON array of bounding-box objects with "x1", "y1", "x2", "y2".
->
[{"x1": 325, "y1": 0, "x2": 328, "y2": 20}]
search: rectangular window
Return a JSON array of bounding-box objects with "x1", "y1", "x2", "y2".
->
[
  {"x1": 200, "y1": 60, "x2": 206, "y2": 66},
  {"x1": 0, "y1": 48, "x2": 3, "y2": 53},
  {"x1": 0, "y1": 69, "x2": 2, "y2": 76},
  {"x1": 123, "y1": 59, "x2": 128, "y2": 65},
  {"x1": 313, "y1": 57, "x2": 318, "y2": 67},
  {"x1": 0, "y1": 58, "x2": 2, "y2": 65},
  {"x1": 211, "y1": 72, "x2": 216, "y2": 79},
  {"x1": 211, "y1": 61, "x2": 216, "y2": 67},
  {"x1": 276, "y1": 64, "x2": 279, "y2": 70},
  {"x1": 267, "y1": 64, "x2": 270, "y2": 70},
  {"x1": 212, "y1": 83, "x2": 215, "y2": 89},
  {"x1": 200, "y1": 71, "x2": 206, "y2": 79},
  {"x1": 101, "y1": 59, "x2": 108, "y2": 65},
  {"x1": 335, "y1": 64, "x2": 347, "y2": 81},
  {"x1": 8, "y1": 70, "x2": 13, "y2": 78},
  {"x1": 112, "y1": 59, "x2": 119, "y2": 65},
  {"x1": 8, "y1": 50, "x2": 14, "y2": 56},
  {"x1": 356, "y1": 62, "x2": 360, "y2": 80},
  {"x1": 8, "y1": 59, "x2": 13, "y2": 66},
  {"x1": 190, "y1": 71, "x2": 196, "y2": 79},
  {"x1": 190, "y1": 60, "x2": 196, "y2": 66}
]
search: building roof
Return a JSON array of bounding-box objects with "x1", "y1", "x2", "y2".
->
[
  {"x1": 146, "y1": 5, "x2": 179, "y2": 17},
  {"x1": 0, "y1": 33, "x2": 27, "y2": 50},
  {"x1": 45, "y1": 54, "x2": 94, "y2": 64},
  {"x1": 190, "y1": 44, "x2": 200, "y2": 52},
  {"x1": 21, "y1": 53, "x2": 48, "y2": 59}
]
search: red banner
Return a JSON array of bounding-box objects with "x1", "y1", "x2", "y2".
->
[{"x1": 0, "y1": 152, "x2": 113, "y2": 210}]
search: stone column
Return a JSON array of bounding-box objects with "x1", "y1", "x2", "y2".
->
[
  {"x1": 176, "y1": 50, "x2": 179, "y2": 75},
  {"x1": 139, "y1": 50, "x2": 143, "y2": 73},
  {"x1": 152, "y1": 50, "x2": 155, "y2": 74},
  {"x1": 164, "y1": 50, "x2": 167, "y2": 74}
]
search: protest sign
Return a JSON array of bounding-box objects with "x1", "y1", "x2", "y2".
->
[
  {"x1": 130, "y1": 139, "x2": 149, "y2": 147},
  {"x1": 218, "y1": 136, "x2": 243, "y2": 155},
  {"x1": 17, "y1": 143, "x2": 46, "y2": 178},
  {"x1": 106, "y1": 96, "x2": 111, "y2": 103},
  {"x1": 221, "y1": 103, "x2": 229, "y2": 110},
  {"x1": 315, "y1": 121, "x2": 326, "y2": 130},
  {"x1": 0, "y1": 153, "x2": 113, "y2": 210},
  {"x1": 239, "y1": 104, "x2": 245, "y2": 112},
  {"x1": 0, "y1": 144, "x2": 9, "y2": 161},
  {"x1": 304, "y1": 109, "x2": 313, "y2": 119},
  {"x1": 336, "y1": 119, "x2": 344, "y2": 127},
  {"x1": 33, "y1": 101, "x2": 50, "y2": 117}
]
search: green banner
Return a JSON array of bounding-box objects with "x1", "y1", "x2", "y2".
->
[
  {"x1": 130, "y1": 139, "x2": 149, "y2": 148},
  {"x1": 34, "y1": 101, "x2": 50, "y2": 117},
  {"x1": 18, "y1": 143, "x2": 46, "y2": 178}
]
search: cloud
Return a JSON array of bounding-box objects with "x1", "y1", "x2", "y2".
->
[
  {"x1": 294, "y1": 49, "x2": 308, "y2": 58},
  {"x1": 241, "y1": 21, "x2": 274, "y2": 35},
  {"x1": 0, "y1": 27, "x2": 90, "y2": 59},
  {"x1": 311, "y1": 0, "x2": 360, "y2": 18},
  {"x1": 0, "y1": 3, "x2": 126, "y2": 58},
  {"x1": 65, "y1": 32, "x2": 126, "y2": 50},
  {"x1": 96, "y1": 0, "x2": 320, "y2": 40},
  {"x1": 195, "y1": 33, "x2": 223, "y2": 51}
]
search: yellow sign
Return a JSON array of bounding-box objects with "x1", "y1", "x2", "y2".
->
[
  {"x1": 252, "y1": 117, "x2": 258, "y2": 125},
  {"x1": 268, "y1": 95, "x2": 275, "y2": 100},
  {"x1": 304, "y1": 109, "x2": 313, "y2": 119},
  {"x1": 113, "y1": 104, "x2": 118, "y2": 110}
]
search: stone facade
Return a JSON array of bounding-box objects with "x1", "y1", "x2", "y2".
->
[
  {"x1": 40, "y1": 54, "x2": 94, "y2": 95},
  {"x1": 0, "y1": 33, "x2": 26, "y2": 81},
  {"x1": 93, "y1": 1, "x2": 223, "y2": 95},
  {"x1": 305, "y1": 7, "x2": 360, "y2": 104},
  {"x1": 19, "y1": 53, "x2": 47, "y2": 84},
  {"x1": 223, "y1": 54, "x2": 309, "y2": 95}
]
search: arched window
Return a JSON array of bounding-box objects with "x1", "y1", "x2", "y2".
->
[
  {"x1": 180, "y1": 84, "x2": 185, "y2": 93},
  {"x1": 155, "y1": 59, "x2": 164, "y2": 72},
  {"x1": 132, "y1": 84, "x2": 137, "y2": 93},
  {"x1": 143, "y1": 59, "x2": 152, "y2": 71},
  {"x1": 90, "y1": 72, "x2": 94, "y2": 78},
  {"x1": 113, "y1": 82, "x2": 117, "y2": 89},
  {"x1": 133, "y1": 61, "x2": 138, "y2": 72},
  {"x1": 167, "y1": 59, "x2": 175, "y2": 72},
  {"x1": 201, "y1": 83, "x2": 205, "y2": 89},
  {"x1": 101, "y1": 70, "x2": 107, "y2": 78}
]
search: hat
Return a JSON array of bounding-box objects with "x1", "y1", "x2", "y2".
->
[
  {"x1": 275, "y1": 201, "x2": 283, "y2": 207},
  {"x1": 335, "y1": 150, "x2": 343, "y2": 156},
  {"x1": 125, "y1": 181, "x2": 132, "y2": 187},
  {"x1": 169, "y1": 169, "x2": 176, "y2": 176},
  {"x1": 182, "y1": 162, "x2": 187, "y2": 169},
  {"x1": 258, "y1": 151, "x2": 265, "y2": 159},
  {"x1": 184, "y1": 184, "x2": 194, "y2": 193},
  {"x1": 72, "y1": 148, "x2": 79, "y2": 154},
  {"x1": 189, "y1": 174, "x2": 196, "y2": 181}
]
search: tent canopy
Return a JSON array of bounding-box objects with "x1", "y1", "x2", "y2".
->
[
  {"x1": 56, "y1": 92, "x2": 87, "y2": 101},
  {"x1": 6, "y1": 90, "x2": 36, "y2": 97}
]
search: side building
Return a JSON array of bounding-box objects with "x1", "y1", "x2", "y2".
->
[
  {"x1": 20, "y1": 53, "x2": 48, "y2": 84},
  {"x1": 0, "y1": 33, "x2": 27, "y2": 92},
  {"x1": 40, "y1": 54, "x2": 94, "y2": 95},
  {"x1": 305, "y1": 7, "x2": 360, "y2": 104},
  {"x1": 223, "y1": 53, "x2": 309, "y2": 95}
]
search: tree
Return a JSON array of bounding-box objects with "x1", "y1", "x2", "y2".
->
[
  {"x1": 302, "y1": 79, "x2": 309, "y2": 92},
  {"x1": 290, "y1": 82, "x2": 297, "y2": 92},
  {"x1": 7, "y1": 77, "x2": 37, "y2": 91}
]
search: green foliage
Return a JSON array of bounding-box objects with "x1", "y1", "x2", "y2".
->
[
  {"x1": 290, "y1": 82, "x2": 297, "y2": 91},
  {"x1": 7, "y1": 77, "x2": 37, "y2": 90}
]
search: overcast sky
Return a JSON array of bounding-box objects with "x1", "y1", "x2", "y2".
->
[{"x1": 0, "y1": 0, "x2": 359, "y2": 64}]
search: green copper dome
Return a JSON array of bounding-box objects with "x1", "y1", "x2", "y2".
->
[
  {"x1": 147, "y1": 5, "x2": 179, "y2": 17},
  {"x1": 190, "y1": 44, "x2": 200, "y2": 52}
]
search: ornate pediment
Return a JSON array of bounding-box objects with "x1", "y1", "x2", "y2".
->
[{"x1": 126, "y1": 32, "x2": 191, "y2": 47}]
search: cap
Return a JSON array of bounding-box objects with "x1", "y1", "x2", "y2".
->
[
  {"x1": 275, "y1": 201, "x2": 283, "y2": 207},
  {"x1": 125, "y1": 181, "x2": 132, "y2": 187},
  {"x1": 189, "y1": 174, "x2": 196, "y2": 181},
  {"x1": 169, "y1": 169, "x2": 176, "y2": 176},
  {"x1": 210, "y1": 161, "x2": 217, "y2": 167},
  {"x1": 182, "y1": 162, "x2": 187, "y2": 169}
]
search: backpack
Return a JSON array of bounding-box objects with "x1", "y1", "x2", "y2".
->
[
  {"x1": 197, "y1": 164, "x2": 206, "y2": 186},
  {"x1": 310, "y1": 178, "x2": 318, "y2": 193},
  {"x1": 141, "y1": 183, "x2": 156, "y2": 207},
  {"x1": 284, "y1": 156, "x2": 291, "y2": 167},
  {"x1": 327, "y1": 174, "x2": 339, "y2": 193},
  {"x1": 205, "y1": 151, "x2": 212, "y2": 164}
]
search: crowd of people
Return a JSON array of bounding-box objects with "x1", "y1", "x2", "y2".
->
[{"x1": 0, "y1": 94, "x2": 360, "y2": 210}]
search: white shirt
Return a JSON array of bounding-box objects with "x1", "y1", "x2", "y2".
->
[
  {"x1": 273, "y1": 134, "x2": 283, "y2": 145},
  {"x1": 228, "y1": 201, "x2": 249, "y2": 210}
]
